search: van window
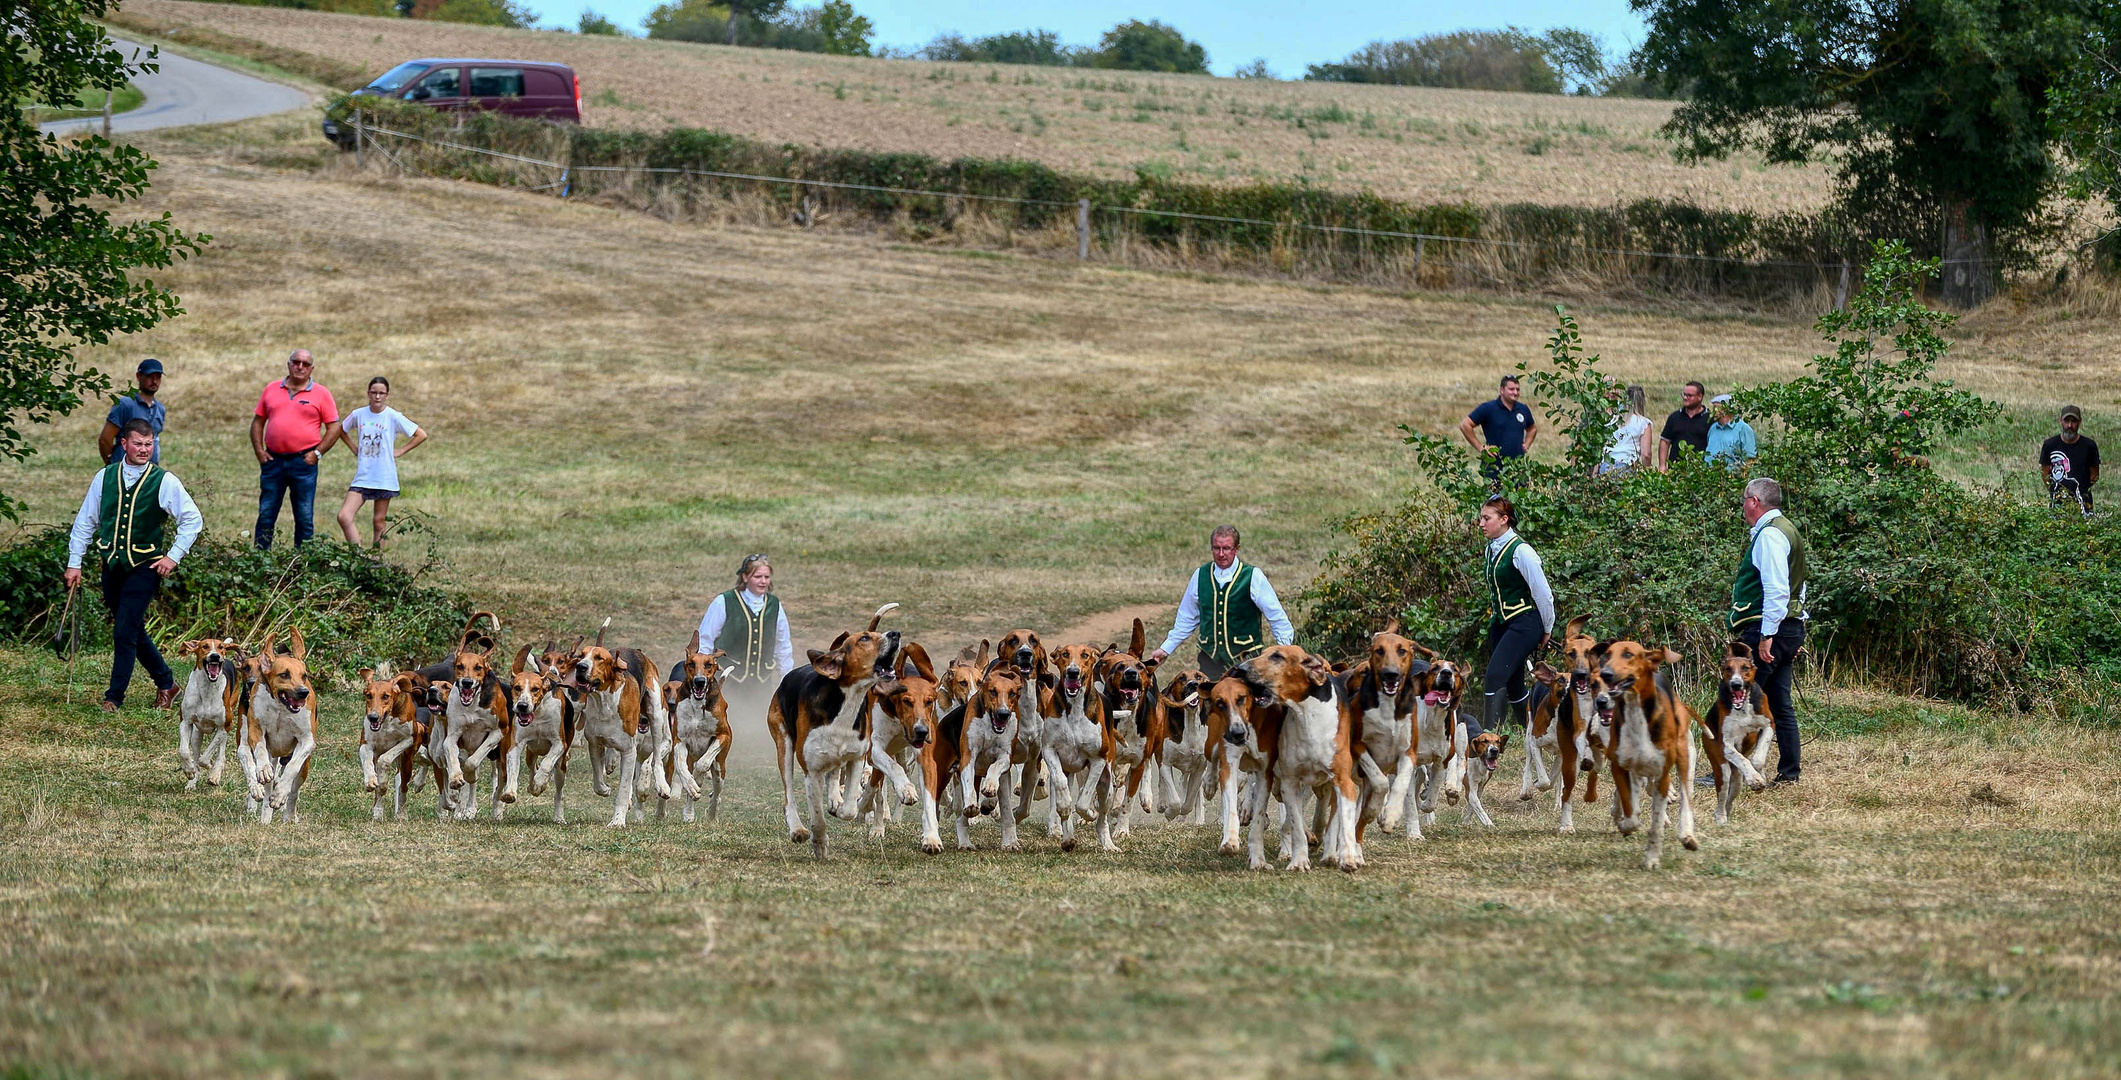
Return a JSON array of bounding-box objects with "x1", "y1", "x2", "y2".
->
[
  {"x1": 413, "y1": 67, "x2": 460, "y2": 99},
  {"x1": 367, "y1": 62, "x2": 429, "y2": 92},
  {"x1": 470, "y1": 68, "x2": 525, "y2": 98},
  {"x1": 524, "y1": 69, "x2": 568, "y2": 97}
]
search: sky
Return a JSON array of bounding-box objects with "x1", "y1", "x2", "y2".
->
[{"x1": 557, "y1": 1, "x2": 1652, "y2": 78}]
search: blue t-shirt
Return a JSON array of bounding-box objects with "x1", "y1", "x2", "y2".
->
[
  {"x1": 105, "y1": 394, "x2": 166, "y2": 463},
  {"x1": 1468, "y1": 397, "x2": 1535, "y2": 458}
]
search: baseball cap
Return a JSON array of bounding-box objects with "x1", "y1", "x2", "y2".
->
[
  {"x1": 2061, "y1": 404, "x2": 2083, "y2": 421},
  {"x1": 1709, "y1": 394, "x2": 1733, "y2": 405},
  {"x1": 136, "y1": 358, "x2": 163, "y2": 376}
]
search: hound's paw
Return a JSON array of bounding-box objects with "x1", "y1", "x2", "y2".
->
[
  {"x1": 999, "y1": 838, "x2": 1023, "y2": 852},
  {"x1": 1682, "y1": 834, "x2": 1699, "y2": 851},
  {"x1": 1644, "y1": 855, "x2": 1661, "y2": 870},
  {"x1": 1100, "y1": 841, "x2": 1121, "y2": 853},
  {"x1": 1283, "y1": 860, "x2": 1311, "y2": 873},
  {"x1": 592, "y1": 781, "x2": 611, "y2": 797},
  {"x1": 957, "y1": 839, "x2": 977, "y2": 851},
  {"x1": 1747, "y1": 778, "x2": 1767, "y2": 794},
  {"x1": 1557, "y1": 824, "x2": 1576, "y2": 835},
  {"x1": 1518, "y1": 790, "x2": 1534, "y2": 802},
  {"x1": 789, "y1": 827, "x2": 810, "y2": 843},
  {"x1": 921, "y1": 837, "x2": 944, "y2": 854},
  {"x1": 1217, "y1": 840, "x2": 1240, "y2": 856},
  {"x1": 1060, "y1": 837, "x2": 1077, "y2": 852},
  {"x1": 184, "y1": 778, "x2": 200, "y2": 793},
  {"x1": 898, "y1": 785, "x2": 917, "y2": 807},
  {"x1": 1537, "y1": 779, "x2": 1555, "y2": 792},
  {"x1": 978, "y1": 799, "x2": 997, "y2": 818},
  {"x1": 499, "y1": 789, "x2": 517, "y2": 805}
]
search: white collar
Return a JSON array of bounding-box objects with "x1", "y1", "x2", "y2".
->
[
  {"x1": 119, "y1": 460, "x2": 151, "y2": 482},
  {"x1": 738, "y1": 590, "x2": 766, "y2": 612},
  {"x1": 1209, "y1": 561, "x2": 1239, "y2": 584},
  {"x1": 1750, "y1": 508, "x2": 1783, "y2": 536},
  {"x1": 1487, "y1": 528, "x2": 1518, "y2": 555}
]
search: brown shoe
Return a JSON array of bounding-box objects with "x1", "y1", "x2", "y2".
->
[
  {"x1": 153, "y1": 685, "x2": 179, "y2": 710},
  {"x1": 101, "y1": 700, "x2": 120, "y2": 713}
]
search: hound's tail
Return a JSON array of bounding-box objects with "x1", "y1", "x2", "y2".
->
[
  {"x1": 595, "y1": 616, "x2": 612, "y2": 647},
  {"x1": 866, "y1": 603, "x2": 900, "y2": 632}
]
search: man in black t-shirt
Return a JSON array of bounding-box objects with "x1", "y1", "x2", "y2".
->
[
  {"x1": 2041, "y1": 405, "x2": 2100, "y2": 515},
  {"x1": 1658, "y1": 381, "x2": 1710, "y2": 471},
  {"x1": 1459, "y1": 375, "x2": 1538, "y2": 481}
]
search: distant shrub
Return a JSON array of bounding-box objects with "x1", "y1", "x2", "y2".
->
[
  {"x1": 646, "y1": 0, "x2": 871, "y2": 54},
  {"x1": 577, "y1": 9, "x2": 622, "y2": 35},
  {"x1": 1232, "y1": 58, "x2": 1276, "y2": 80},
  {"x1": 1307, "y1": 30, "x2": 1564, "y2": 93},
  {"x1": 1091, "y1": 19, "x2": 1207, "y2": 74},
  {"x1": 918, "y1": 29, "x2": 1082, "y2": 66},
  {"x1": 412, "y1": 0, "x2": 538, "y2": 26}
]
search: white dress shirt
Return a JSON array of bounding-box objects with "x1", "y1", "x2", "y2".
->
[
  {"x1": 1749, "y1": 509, "x2": 1806, "y2": 636},
  {"x1": 1486, "y1": 529, "x2": 1555, "y2": 634},
  {"x1": 697, "y1": 589, "x2": 796, "y2": 675},
  {"x1": 68, "y1": 461, "x2": 204, "y2": 570},
  {"x1": 1157, "y1": 561, "x2": 1297, "y2": 657}
]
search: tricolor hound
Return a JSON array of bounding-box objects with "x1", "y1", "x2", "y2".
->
[
  {"x1": 770, "y1": 605, "x2": 902, "y2": 858},
  {"x1": 1237, "y1": 645, "x2": 1362, "y2": 872},
  {"x1": 1697, "y1": 641, "x2": 1775, "y2": 824},
  {"x1": 241, "y1": 629, "x2": 318, "y2": 824},
  {"x1": 572, "y1": 643, "x2": 666, "y2": 827},
  {"x1": 668, "y1": 638, "x2": 733, "y2": 824},
  {"x1": 1156, "y1": 668, "x2": 1216, "y2": 824},
  {"x1": 1041, "y1": 642, "x2": 1112, "y2": 852},
  {"x1": 358, "y1": 664, "x2": 431, "y2": 821},
  {"x1": 175, "y1": 637, "x2": 241, "y2": 792},
  {"x1": 506, "y1": 644, "x2": 575, "y2": 823},
  {"x1": 1593, "y1": 640, "x2": 1700, "y2": 869},
  {"x1": 856, "y1": 643, "x2": 943, "y2": 847},
  {"x1": 437, "y1": 636, "x2": 516, "y2": 821}
]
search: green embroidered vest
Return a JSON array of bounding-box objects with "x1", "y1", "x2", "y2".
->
[
  {"x1": 91, "y1": 462, "x2": 169, "y2": 572},
  {"x1": 714, "y1": 589, "x2": 781, "y2": 683},
  {"x1": 1195, "y1": 562, "x2": 1264, "y2": 665},
  {"x1": 1729, "y1": 514, "x2": 1808, "y2": 631},
  {"x1": 1485, "y1": 533, "x2": 1535, "y2": 629}
]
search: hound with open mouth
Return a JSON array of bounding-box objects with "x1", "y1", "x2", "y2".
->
[
  {"x1": 241, "y1": 630, "x2": 319, "y2": 824},
  {"x1": 856, "y1": 643, "x2": 943, "y2": 848},
  {"x1": 1210, "y1": 674, "x2": 1279, "y2": 859},
  {"x1": 1343, "y1": 622, "x2": 1424, "y2": 840},
  {"x1": 1237, "y1": 645, "x2": 1361, "y2": 872},
  {"x1": 1089, "y1": 619, "x2": 1167, "y2": 844},
  {"x1": 175, "y1": 637, "x2": 241, "y2": 792},
  {"x1": 667, "y1": 635, "x2": 732, "y2": 824},
  {"x1": 1697, "y1": 641, "x2": 1775, "y2": 824},
  {"x1": 1042, "y1": 641, "x2": 1113, "y2": 851},
  {"x1": 572, "y1": 637, "x2": 666, "y2": 827},
  {"x1": 503, "y1": 644, "x2": 575, "y2": 824},
  {"x1": 990, "y1": 628, "x2": 1054, "y2": 834},
  {"x1": 1156, "y1": 668, "x2": 1216, "y2": 824},
  {"x1": 358, "y1": 663, "x2": 431, "y2": 821},
  {"x1": 1404, "y1": 650, "x2": 1469, "y2": 839},
  {"x1": 1595, "y1": 639, "x2": 1701, "y2": 869},
  {"x1": 1455, "y1": 720, "x2": 1509, "y2": 826},
  {"x1": 770, "y1": 604, "x2": 902, "y2": 859},
  {"x1": 955, "y1": 664, "x2": 1028, "y2": 850},
  {"x1": 435, "y1": 633, "x2": 517, "y2": 821}
]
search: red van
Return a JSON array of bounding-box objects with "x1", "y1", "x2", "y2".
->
[{"x1": 324, "y1": 58, "x2": 579, "y2": 145}]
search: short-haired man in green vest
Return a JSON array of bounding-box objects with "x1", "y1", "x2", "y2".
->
[
  {"x1": 1730, "y1": 477, "x2": 1806, "y2": 785},
  {"x1": 63, "y1": 419, "x2": 205, "y2": 712},
  {"x1": 1147, "y1": 525, "x2": 1296, "y2": 682},
  {"x1": 696, "y1": 553, "x2": 796, "y2": 728}
]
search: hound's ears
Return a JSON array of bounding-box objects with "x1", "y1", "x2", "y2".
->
[
  {"x1": 1657, "y1": 648, "x2": 1683, "y2": 666},
  {"x1": 569, "y1": 635, "x2": 584, "y2": 654},
  {"x1": 1299, "y1": 653, "x2": 1333, "y2": 687},
  {"x1": 1380, "y1": 618, "x2": 1401, "y2": 637},
  {"x1": 1330, "y1": 660, "x2": 1351, "y2": 674},
  {"x1": 261, "y1": 632, "x2": 278, "y2": 659},
  {"x1": 687, "y1": 629, "x2": 701, "y2": 655},
  {"x1": 956, "y1": 642, "x2": 979, "y2": 663},
  {"x1": 358, "y1": 666, "x2": 375, "y2": 683},
  {"x1": 704, "y1": 649, "x2": 727, "y2": 665},
  {"x1": 975, "y1": 639, "x2": 990, "y2": 669},
  {"x1": 1406, "y1": 638, "x2": 1439, "y2": 661},
  {"x1": 513, "y1": 643, "x2": 534, "y2": 676},
  {"x1": 1532, "y1": 661, "x2": 1560, "y2": 682},
  {"x1": 1729, "y1": 641, "x2": 1752, "y2": 659},
  {"x1": 1129, "y1": 618, "x2": 1146, "y2": 658},
  {"x1": 1565, "y1": 614, "x2": 1593, "y2": 642},
  {"x1": 828, "y1": 632, "x2": 851, "y2": 652},
  {"x1": 810, "y1": 650, "x2": 843, "y2": 679},
  {"x1": 899, "y1": 642, "x2": 935, "y2": 683},
  {"x1": 392, "y1": 673, "x2": 418, "y2": 694},
  {"x1": 1142, "y1": 653, "x2": 1162, "y2": 670}
]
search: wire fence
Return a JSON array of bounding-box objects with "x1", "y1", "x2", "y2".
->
[{"x1": 350, "y1": 116, "x2": 2014, "y2": 307}]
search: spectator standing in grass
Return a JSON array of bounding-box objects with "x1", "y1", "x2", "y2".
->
[
  {"x1": 2041, "y1": 405, "x2": 2099, "y2": 516},
  {"x1": 1658, "y1": 381, "x2": 1710, "y2": 471},
  {"x1": 250, "y1": 349, "x2": 340, "y2": 548},
  {"x1": 99, "y1": 359, "x2": 166, "y2": 465},
  {"x1": 697, "y1": 553, "x2": 795, "y2": 729},
  {"x1": 1705, "y1": 394, "x2": 1757, "y2": 464},
  {"x1": 335, "y1": 377, "x2": 429, "y2": 550},
  {"x1": 1147, "y1": 525, "x2": 1296, "y2": 682},
  {"x1": 1730, "y1": 477, "x2": 1805, "y2": 785},
  {"x1": 63, "y1": 420, "x2": 204, "y2": 713},
  {"x1": 1599, "y1": 384, "x2": 1654, "y2": 475},
  {"x1": 1459, "y1": 375, "x2": 1539, "y2": 481}
]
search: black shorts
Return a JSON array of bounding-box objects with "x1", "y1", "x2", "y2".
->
[{"x1": 350, "y1": 486, "x2": 399, "y2": 501}]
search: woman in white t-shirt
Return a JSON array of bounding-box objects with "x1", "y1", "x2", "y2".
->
[
  {"x1": 1600, "y1": 384, "x2": 1654, "y2": 476},
  {"x1": 335, "y1": 376, "x2": 429, "y2": 549}
]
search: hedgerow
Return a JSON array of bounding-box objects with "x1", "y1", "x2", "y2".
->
[{"x1": 1299, "y1": 241, "x2": 2121, "y2": 719}]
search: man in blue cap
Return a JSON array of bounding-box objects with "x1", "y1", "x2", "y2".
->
[{"x1": 98, "y1": 359, "x2": 167, "y2": 465}]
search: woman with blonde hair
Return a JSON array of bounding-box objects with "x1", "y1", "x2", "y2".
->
[
  {"x1": 1600, "y1": 384, "x2": 1654, "y2": 475},
  {"x1": 695, "y1": 553, "x2": 796, "y2": 728}
]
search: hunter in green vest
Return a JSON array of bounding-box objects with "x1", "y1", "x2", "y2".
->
[
  {"x1": 1730, "y1": 478, "x2": 1807, "y2": 784},
  {"x1": 713, "y1": 587, "x2": 782, "y2": 684},
  {"x1": 1729, "y1": 515, "x2": 1808, "y2": 631},
  {"x1": 1148, "y1": 526, "x2": 1296, "y2": 679},
  {"x1": 1483, "y1": 530, "x2": 1537, "y2": 630},
  {"x1": 65, "y1": 421, "x2": 204, "y2": 712},
  {"x1": 697, "y1": 554, "x2": 796, "y2": 725}
]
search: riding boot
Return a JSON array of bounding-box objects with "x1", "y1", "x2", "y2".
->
[
  {"x1": 1472, "y1": 691, "x2": 1505, "y2": 739},
  {"x1": 1510, "y1": 694, "x2": 1529, "y2": 732}
]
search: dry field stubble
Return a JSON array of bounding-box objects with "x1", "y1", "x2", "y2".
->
[
  {"x1": 113, "y1": 0, "x2": 1835, "y2": 212},
  {"x1": 0, "y1": 647, "x2": 2117, "y2": 1078}
]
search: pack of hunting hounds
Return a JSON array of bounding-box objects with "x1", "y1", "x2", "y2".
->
[{"x1": 169, "y1": 604, "x2": 1781, "y2": 871}]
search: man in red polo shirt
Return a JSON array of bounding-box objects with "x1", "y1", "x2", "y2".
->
[{"x1": 250, "y1": 349, "x2": 341, "y2": 548}]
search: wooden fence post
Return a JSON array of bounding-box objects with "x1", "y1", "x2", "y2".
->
[
  {"x1": 353, "y1": 108, "x2": 364, "y2": 168},
  {"x1": 101, "y1": 89, "x2": 112, "y2": 138},
  {"x1": 1414, "y1": 236, "x2": 1425, "y2": 284},
  {"x1": 1835, "y1": 261, "x2": 1850, "y2": 310},
  {"x1": 1077, "y1": 198, "x2": 1090, "y2": 262}
]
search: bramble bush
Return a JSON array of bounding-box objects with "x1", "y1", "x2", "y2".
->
[{"x1": 1300, "y1": 241, "x2": 2121, "y2": 720}]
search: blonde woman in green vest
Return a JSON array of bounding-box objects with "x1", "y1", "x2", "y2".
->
[
  {"x1": 1147, "y1": 525, "x2": 1296, "y2": 681},
  {"x1": 63, "y1": 420, "x2": 205, "y2": 713},
  {"x1": 1730, "y1": 477, "x2": 1806, "y2": 785},
  {"x1": 696, "y1": 554, "x2": 796, "y2": 727},
  {"x1": 1475, "y1": 494, "x2": 1554, "y2": 738}
]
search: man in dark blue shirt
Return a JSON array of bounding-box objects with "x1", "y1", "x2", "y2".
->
[
  {"x1": 1459, "y1": 375, "x2": 1539, "y2": 477},
  {"x1": 99, "y1": 359, "x2": 167, "y2": 465}
]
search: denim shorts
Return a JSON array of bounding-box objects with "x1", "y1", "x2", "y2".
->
[{"x1": 350, "y1": 486, "x2": 399, "y2": 501}]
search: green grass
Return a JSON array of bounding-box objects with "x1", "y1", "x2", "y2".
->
[
  {"x1": 19, "y1": 82, "x2": 143, "y2": 124},
  {"x1": 1, "y1": 646, "x2": 2117, "y2": 1077}
]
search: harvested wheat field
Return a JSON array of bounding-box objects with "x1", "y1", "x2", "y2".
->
[{"x1": 110, "y1": 0, "x2": 1835, "y2": 212}]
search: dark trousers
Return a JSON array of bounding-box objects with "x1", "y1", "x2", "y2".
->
[
  {"x1": 255, "y1": 453, "x2": 319, "y2": 548},
  {"x1": 1741, "y1": 620, "x2": 1805, "y2": 781},
  {"x1": 1477, "y1": 611, "x2": 1543, "y2": 736},
  {"x1": 101, "y1": 562, "x2": 172, "y2": 706},
  {"x1": 1198, "y1": 652, "x2": 1231, "y2": 683}
]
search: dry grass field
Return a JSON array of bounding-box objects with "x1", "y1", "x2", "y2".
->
[
  {"x1": 110, "y1": 0, "x2": 1837, "y2": 212},
  {"x1": 2, "y1": 645, "x2": 2117, "y2": 1079}
]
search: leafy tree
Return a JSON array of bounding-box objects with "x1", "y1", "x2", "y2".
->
[
  {"x1": 1232, "y1": 58, "x2": 1276, "y2": 80},
  {"x1": 724, "y1": 0, "x2": 789, "y2": 45},
  {"x1": 1304, "y1": 30, "x2": 1564, "y2": 93},
  {"x1": 1091, "y1": 20, "x2": 1207, "y2": 74},
  {"x1": 578, "y1": 9, "x2": 623, "y2": 34},
  {"x1": 1, "y1": 5, "x2": 207, "y2": 523},
  {"x1": 1633, "y1": 0, "x2": 2093, "y2": 307},
  {"x1": 2051, "y1": 5, "x2": 2121, "y2": 266},
  {"x1": 419, "y1": 0, "x2": 539, "y2": 27},
  {"x1": 811, "y1": 0, "x2": 873, "y2": 56},
  {"x1": 1537, "y1": 27, "x2": 1607, "y2": 94},
  {"x1": 921, "y1": 29, "x2": 1079, "y2": 66}
]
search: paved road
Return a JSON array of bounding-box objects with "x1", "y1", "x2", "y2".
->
[{"x1": 38, "y1": 36, "x2": 312, "y2": 137}]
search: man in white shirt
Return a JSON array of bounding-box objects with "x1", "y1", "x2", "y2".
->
[
  {"x1": 63, "y1": 420, "x2": 205, "y2": 712},
  {"x1": 697, "y1": 554, "x2": 797, "y2": 727},
  {"x1": 1146, "y1": 525, "x2": 1296, "y2": 681},
  {"x1": 1728, "y1": 477, "x2": 1807, "y2": 785}
]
